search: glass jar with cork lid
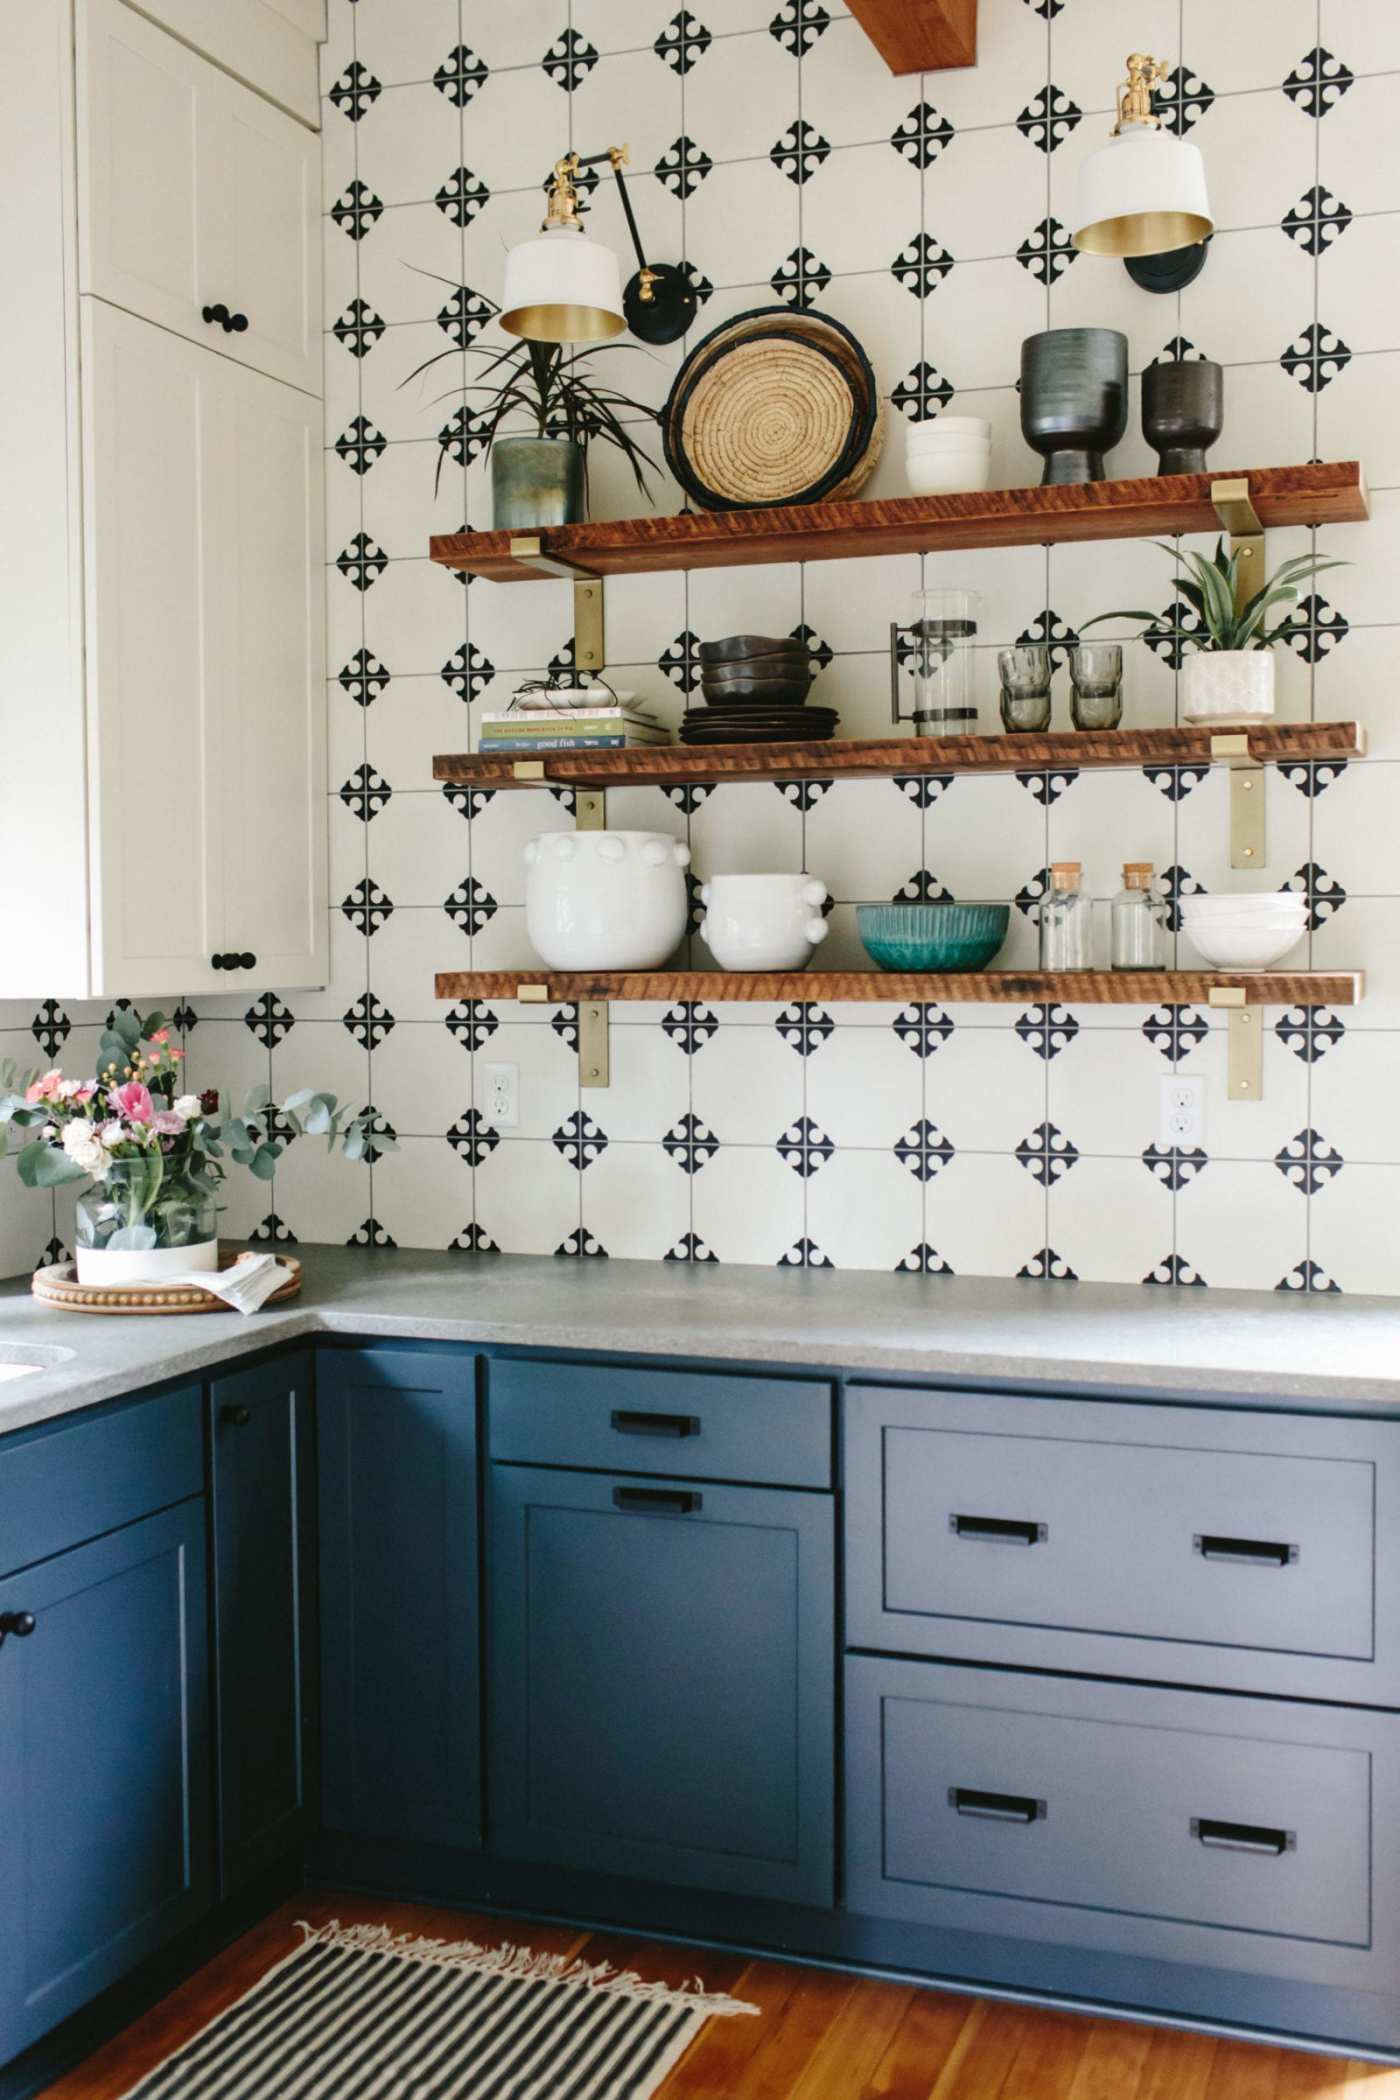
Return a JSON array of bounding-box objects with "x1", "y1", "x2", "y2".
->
[
  {"x1": 1039, "y1": 861, "x2": 1091, "y2": 970},
  {"x1": 1111, "y1": 861, "x2": 1164, "y2": 969}
]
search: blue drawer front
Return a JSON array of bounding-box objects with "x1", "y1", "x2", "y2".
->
[
  {"x1": 489, "y1": 1358, "x2": 832, "y2": 1488},
  {"x1": 0, "y1": 1384, "x2": 203, "y2": 1576}
]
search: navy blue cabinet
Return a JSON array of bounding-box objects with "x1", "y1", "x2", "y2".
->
[
  {"x1": 317, "y1": 1347, "x2": 481, "y2": 1850},
  {"x1": 488, "y1": 1464, "x2": 835, "y2": 1905},
  {"x1": 0, "y1": 1502, "x2": 211, "y2": 2065},
  {"x1": 209, "y1": 1353, "x2": 316, "y2": 1894}
]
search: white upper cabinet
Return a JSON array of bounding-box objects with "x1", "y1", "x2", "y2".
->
[
  {"x1": 78, "y1": 0, "x2": 321, "y2": 397},
  {"x1": 83, "y1": 301, "x2": 326, "y2": 997}
]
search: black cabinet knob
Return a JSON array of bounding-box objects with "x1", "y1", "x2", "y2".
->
[
  {"x1": 211, "y1": 952, "x2": 225, "y2": 970},
  {"x1": 201, "y1": 303, "x2": 249, "y2": 334},
  {"x1": 210, "y1": 952, "x2": 255, "y2": 971},
  {"x1": 221, "y1": 1404, "x2": 252, "y2": 1427},
  {"x1": 0, "y1": 1611, "x2": 36, "y2": 1648},
  {"x1": 237, "y1": 952, "x2": 256, "y2": 970}
]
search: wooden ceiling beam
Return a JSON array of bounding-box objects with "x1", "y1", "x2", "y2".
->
[{"x1": 845, "y1": 0, "x2": 977, "y2": 73}]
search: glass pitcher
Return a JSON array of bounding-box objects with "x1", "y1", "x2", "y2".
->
[{"x1": 890, "y1": 588, "x2": 981, "y2": 737}]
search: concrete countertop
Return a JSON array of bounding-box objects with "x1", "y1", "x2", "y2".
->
[{"x1": 1, "y1": 1247, "x2": 1399, "y2": 1436}]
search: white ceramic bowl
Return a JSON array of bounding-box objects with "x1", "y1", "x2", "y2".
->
[
  {"x1": 525, "y1": 829, "x2": 691, "y2": 970},
  {"x1": 907, "y1": 448, "x2": 992, "y2": 496},
  {"x1": 1181, "y1": 896, "x2": 1307, "y2": 923},
  {"x1": 699, "y1": 873, "x2": 829, "y2": 971},
  {"x1": 1181, "y1": 923, "x2": 1307, "y2": 970}
]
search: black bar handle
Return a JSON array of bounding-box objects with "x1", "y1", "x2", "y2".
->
[
  {"x1": 221, "y1": 1404, "x2": 252, "y2": 1427},
  {"x1": 612, "y1": 1486, "x2": 702, "y2": 1516},
  {"x1": 950, "y1": 1786, "x2": 1045, "y2": 1825},
  {"x1": 1192, "y1": 1816, "x2": 1294, "y2": 1856},
  {"x1": 950, "y1": 1513, "x2": 1047, "y2": 1547},
  {"x1": 1194, "y1": 1533, "x2": 1297, "y2": 1568},
  {"x1": 610, "y1": 1409, "x2": 700, "y2": 1439}
]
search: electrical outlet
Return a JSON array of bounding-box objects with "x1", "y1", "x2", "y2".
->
[
  {"x1": 1159, "y1": 1074, "x2": 1204, "y2": 1149},
  {"x1": 484, "y1": 1062, "x2": 519, "y2": 1129}
]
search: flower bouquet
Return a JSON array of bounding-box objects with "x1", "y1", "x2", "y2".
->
[{"x1": 1, "y1": 1004, "x2": 384, "y2": 1284}]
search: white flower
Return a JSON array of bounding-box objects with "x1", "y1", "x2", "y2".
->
[
  {"x1": 61, "y1": 1121, "x2": 110, "y2": 1177},
  {"x1": 173, "y1": 1094, "x2": 202, "y2": 1121}
]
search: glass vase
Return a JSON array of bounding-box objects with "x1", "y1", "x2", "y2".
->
[{"x1": 74, "y1": 1155, "x2": 218, "y2": 1286}]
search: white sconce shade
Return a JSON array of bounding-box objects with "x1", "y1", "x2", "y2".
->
[
  {"x1": 1071, "y1": 124, "x2": 1213, "y2": 259},
  {"x1": 500, "y1": 226, "x2": 626, "y2": 343}
]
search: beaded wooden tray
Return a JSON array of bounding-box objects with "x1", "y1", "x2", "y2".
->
[{"x1": 31, "y1": 1253, "x2": 302, "y2": 1316}]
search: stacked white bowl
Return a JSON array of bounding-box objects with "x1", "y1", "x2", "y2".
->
[
  {"x1": 1179, "y1": 891, "x2": 1309, "y2": 970},
  {"x1": 906, "y1": 415, "x2": 992, "y2": 495}
]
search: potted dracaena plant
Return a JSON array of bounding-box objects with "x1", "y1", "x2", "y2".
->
[
  {"x1": 0, "y1": 1005, "x2": 388, "y2": 1285},
  {"x1": 1083, "y1": 538, "x2": 1347, "y2": 725},
  {"x1": 414, "y1": 305, "x2": 661, "y2": 529}
]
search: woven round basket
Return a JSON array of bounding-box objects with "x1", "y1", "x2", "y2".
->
[{"x1": 664, "y1": 306, "x2": 884, "y2": 511}]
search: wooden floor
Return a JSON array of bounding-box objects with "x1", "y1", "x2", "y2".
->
[{"x1": 38, "y1": 1893, "x2": 1400, "y2": 2099}]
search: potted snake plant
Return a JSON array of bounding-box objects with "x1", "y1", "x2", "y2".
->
[{"x1": 1083, "y1": 538, "x2": 1346, "y2": 724}]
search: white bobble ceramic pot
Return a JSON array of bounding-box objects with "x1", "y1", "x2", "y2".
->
[
  {"x1": 1181, "y1": 648, "x2": 1276, "y2": 724},
  {"x1": 524, "y1": 829, "x2": 691, "y2": 970},
  {"x1": 698, "y1": 873, "x2": 830, "y2": 971}
]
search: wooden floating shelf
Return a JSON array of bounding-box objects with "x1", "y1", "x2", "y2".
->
[
  {"x1": 434, "y1": 721, "x2": 1363, "y2": 793},
  {"x1": 435, "y1": 970, "x2": 1364, "y2": 1009},
  {"x1": 429, "y1": 462, "x2": 1368, "y2": 583},
  {"x1": 847, "y1": 0, "x2": 976, "y2": 72}
]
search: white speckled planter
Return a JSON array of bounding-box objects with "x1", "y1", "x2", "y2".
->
[
  {"x1": 74, "y1": 1239, "x2": 219, "y2": 1287},
  {"x1": 1181, "y1": 648, "x2": 1276, "y2": 725}
]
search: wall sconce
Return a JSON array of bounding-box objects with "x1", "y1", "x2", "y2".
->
[
  {"x1": 1070, "y1": 54, "x2": 1214, "y2": 293},
  {"x1": 500, "y1": 146, "x2": 696, "y2": 347}
]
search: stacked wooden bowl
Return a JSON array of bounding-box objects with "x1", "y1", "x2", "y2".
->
[
  {"x1": 663, "y1": 307, "x2": 884, "y2": 513},
  {"x1": 683, "y1": 634, "x2": 840, "y2": 745}
]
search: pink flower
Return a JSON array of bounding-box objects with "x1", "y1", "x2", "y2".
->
[
  {"x1": 151, "y1": 1111, "x2": 185, "y2": 1136},
  {"x1": 111, "y1": 1080, "x2": 155, "y2": 1123},
  {"x1": 148, "y1": 1029, "x2": 169, "y2": 1045},
  {"x1": 24, "y1": 1070, "x2": 62, "y2": 1103}
]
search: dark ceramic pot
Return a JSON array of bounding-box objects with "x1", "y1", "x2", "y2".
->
[
  {"x1": 491, "y1": 436, "x2": 584, "y2": 529},
  {"x1": 1020, "y1": 328, "x2": 1129, "y2": 485},
  {"x1": 1142, "y1": 359, "x2": 1224, "y2": 476}
]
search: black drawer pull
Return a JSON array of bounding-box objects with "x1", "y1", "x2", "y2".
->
[
  {"x1": 950, "y1": 1513, "x2": 1047, "y2": 1546},
  {"x1": 1192, "y1": 1816, "x2": 1295, "y2": 1856},
  {"x1": 221, "y1": 1404, "x2": 252, "y2": 1427},
  {"x1": 612, "y1": 1486, "x2": 702, "y2": 1516},
  {"x1": 0, "y1": 1611, "x2": 36, "y2": 1650},
  {"x1": 1194, "y1": 1533, "x2": 1297, "y2": 1568},
  {"x1": 610, "y1": 1409, "x2": 700, "y2": 1439},
  {"x1": 949, "y1": 1786, "x2": 1045, "y2": 1825}
]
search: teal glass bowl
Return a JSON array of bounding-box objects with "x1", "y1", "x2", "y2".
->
[{"x1": 857, "y1": 902, "x2": 1010, "y2": 972}]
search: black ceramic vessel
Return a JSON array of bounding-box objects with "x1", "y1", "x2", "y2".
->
[
  {"x1": 1142, "y1": 358, "x2": 1225, "y2": 476},
  {"x1": 1020, "y1": 328, "x2": 1129, "y2": 486}
]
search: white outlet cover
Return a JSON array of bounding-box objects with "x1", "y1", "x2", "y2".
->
[{"x1": 1159, "y1": 1074, "x2": 1204, "y2": 1149}]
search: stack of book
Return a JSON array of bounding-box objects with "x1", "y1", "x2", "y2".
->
[{"x1": 479, "y1": 699, "x2": 670, "y2": 753}]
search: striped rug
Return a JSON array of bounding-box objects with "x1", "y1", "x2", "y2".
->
[{"x1": 116, "y1": 1921, "x2": 758, "y2": 2100}]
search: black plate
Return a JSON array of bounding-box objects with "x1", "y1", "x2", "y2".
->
[
  {"x1": 682, "y1": 723, "x2": 839, "y2": 744},
  {"x1": 685, "y1": 707, "x2": 838, "y2": 726}
]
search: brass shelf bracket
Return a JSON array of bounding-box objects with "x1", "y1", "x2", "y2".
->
[
  {"x1": 1210, "y1": 477, "x2": 1264, "y2": 616},
  {"x1": 515, "y1": 781, "x2": 611, "y2": 1085},
  {"x1": 1210, "y1": 732, "x2": 1266, "y2": 871},
  {"x1": 1209, "y1": 987, "x2": 1263, "y2": 1100},
  {"x1": 508, "y1": 536, "x2": 605, "y2": 673}
]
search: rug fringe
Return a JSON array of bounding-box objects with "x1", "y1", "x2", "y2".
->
[{"x1": 295, "y1": 1921, "x2": 759, "y2": 2018}]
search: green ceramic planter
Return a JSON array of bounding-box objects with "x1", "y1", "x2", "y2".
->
[
  {"x1": 491, "y1": 436, "x2": 585, "y2": 530},
  {"x1": 857, "y1": 902, "x2": 1010, "y2": 972}
]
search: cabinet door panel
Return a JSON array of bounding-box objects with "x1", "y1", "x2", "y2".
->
[
  {"x1": 318, "y1": 1350, "x2": 480, "y2": 1850},
  {"x1": 213, "y1": 358, "x2": 326, "y2": 985},
  {"x1": 210, "y1": 1354, "x2": 316, "y2": 1895},
  {"x1": 77, "y1": 0, "x2": 214, "y2": 339},
  {"x1": 489, "y1": 1466, "x2": 835, "y2": 1905},
  {"x1": 82, "y1": 299, "x2": 224, "y2": 992},
  {"x1": 79, "y1": 0, "x2": 321, "y2": 395},
  {"x1": 0, "y1": 1504, "x2": 211, "y2": 2064},
  {"x1": 225, "y1": 86, "x2": 320, "y2": 395}
]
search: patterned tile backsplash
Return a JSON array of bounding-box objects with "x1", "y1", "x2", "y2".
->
[{"x1": 5, "y1": 0, "x2": 1400, "y2": 1292}]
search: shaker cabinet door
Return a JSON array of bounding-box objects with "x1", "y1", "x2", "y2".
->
[
  {"x1": 78, "y1": 0, "x2": 321, "y2": 395},
  {"x1": 0, "y1": 1505, "x2": 211, "y2": 2065},
  {"x1": 488, "y1": 1465, "x2": 836, "y2": 1906},
  {"x1": 83, "y1": 299, "x2": 326, "y2": 996},
  {"x1": 317, "y1": 1349, "x2": 481, "y2": 1852},
  {"x1": 209, "y1": 1355, "x2": 317, "y2": 1896}
]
